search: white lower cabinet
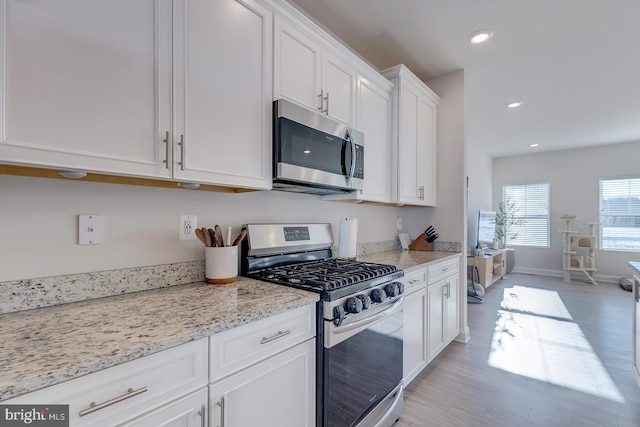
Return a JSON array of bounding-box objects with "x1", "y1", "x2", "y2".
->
[
  {"x1": 402, "y1": 268, "x2": 428, "y2": 385},
  {"x1": 209, "y1": 304, "x2": 316, "y2": 427},
  {"x1": 426, "y1": 257, "x2": 460, "y2": 362},
  {"x1": 4, "y1": 339, "x2": 209, "y2": 427},
  {"x1": 210, "y1": 339, "x2": 315, "y2": 427}
]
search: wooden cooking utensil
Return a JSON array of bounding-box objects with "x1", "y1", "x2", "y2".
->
[
  {"x1": 208, "y1": 228, "x2": 218, "y2": 247},
  {"x1": 202, "y1": 227, "x2": 212, "y2": 247},
  {"x1": 215, "y1": 224, "x2": 224, "y2": 247},
  {"x1": 195, "y1": 228, "x2": 208, "y2": 246},
  {"x1": 232, "y1": 230, "x2": 247, "y2": 246}
]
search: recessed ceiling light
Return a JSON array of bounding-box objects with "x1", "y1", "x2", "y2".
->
[
  {"x1": 530, "y1": 143, "x2": 539, "y2": 148},
  {"x1": 468, "y1": 30, "x2": 494, "y2": 44},
  {"x1": 507, "y1": 101, "x2": 524, "y2": 109}
]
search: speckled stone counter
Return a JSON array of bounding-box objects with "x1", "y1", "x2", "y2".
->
[
  {"x1": 0, "y1": 277, "x2": 318, "y2": 402},
  {"x1": 359, "y1": 249, "x2": 460, "y2": 273}
]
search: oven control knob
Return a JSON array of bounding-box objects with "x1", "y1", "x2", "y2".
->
[
  {"x1": 356, "y1": 294, "x2": 371, "y2": 310},
  {"x1": 384, "y1": 283, "x2": 399, "y2": 298},
  {"x1": 344, "y1": 296, "x2": 363, "y2": 314},
  {"x1": 397, "y1": 282, "x2": 405, "y2": 295},
  {"x1": 370, "y1": 288, "x2": 386, "y2": 303},
  {"x1": 333, "y1": 306, "x2": 346, "y2": 326}
]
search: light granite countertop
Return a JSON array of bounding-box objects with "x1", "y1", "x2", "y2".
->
[
  {"x1": 0, "y1": 249, "x2": 458, "y2": 402},
  {"x1": 359, "y1": 249, "x2": 460, "y2": 273},
  {"x1": 0, "y1": 277, "x2": 318, "y2": 402}
]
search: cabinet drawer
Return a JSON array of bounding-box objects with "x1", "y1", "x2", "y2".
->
[
  {"x1": 427, "y1": 257, "x2": 459, "y2": 284},
  {"x1": 403, "y1": 268, "x2": 427, "y2": 294},
  {"x1": 6, "y1": 339, "x2": 208, "y2": 427},
  {"x1": 211, "y1": 304, "x2": 315, "y2": 381}
]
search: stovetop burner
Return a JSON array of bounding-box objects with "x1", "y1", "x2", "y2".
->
[{"x1": 249, "y1": 258, "x2": 398, "y2": 292}]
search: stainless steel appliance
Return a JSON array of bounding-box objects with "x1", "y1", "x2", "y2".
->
[
  {"x1": 241, "y1": 223, "x2": 404, "y2": 427},
  {"x1": 273, "y1": 99, "x2": 364, "y2": 195}
]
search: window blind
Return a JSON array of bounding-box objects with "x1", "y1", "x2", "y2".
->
[
  {"x1": 502, "y1": 183, "x2": 550, "y2": 247},
  {"x1": 599, "y1": 177, "x2": 640, "y2": 252}
]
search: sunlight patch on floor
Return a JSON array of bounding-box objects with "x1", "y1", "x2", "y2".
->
[{"x1": 488, "y1": 285, "x2": 624, "y2": 402}]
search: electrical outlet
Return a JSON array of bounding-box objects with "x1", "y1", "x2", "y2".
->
[
  {"x1": 179, "y1": 215, "x2": 197, "y2": 240},
  {"x1": 396, "y1": 216, "x2": 404, "y2": 232}
]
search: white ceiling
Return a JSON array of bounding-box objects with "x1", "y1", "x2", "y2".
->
[{"x1": 287, "y1": 0, "x2": 640, "y2": 158}]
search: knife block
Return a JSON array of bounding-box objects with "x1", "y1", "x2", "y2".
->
[{"x1": 409, "y1": 234, "x2": 434, "y2": 251}]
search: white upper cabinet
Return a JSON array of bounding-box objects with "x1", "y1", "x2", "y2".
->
[
  {"x1": 274, "y1": 16, "x2": 355, "y2": 126},
  {"x1": 356, "y1": 74, "x2": 394, "y2": 202},
  {"x1": 0, "y1": 0, "x2": 272, "y2": 190},
  {"x1": 382, "y1": 64, "x2": 440, "y2": 207},
  {"x1": 0, "y1": 0, "x2": 173, "y2": 178},
  {"x1": 172, "y1": 0, "x2": 272, "y2": 188}
]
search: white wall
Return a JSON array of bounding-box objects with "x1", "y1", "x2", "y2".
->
[
  {"x1": 0, "y1": 174, "x2": 409, "y2": 282},
  {"x1": 493, "y1": 140, "x2": 640, "y2": 280},
  {"x1": 466, "y1": 141, "x2": 493, "y2": 250}
]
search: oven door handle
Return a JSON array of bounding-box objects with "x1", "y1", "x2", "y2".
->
[{"x1": 332, "y1": 297, "x2": 403, "y2": 335}]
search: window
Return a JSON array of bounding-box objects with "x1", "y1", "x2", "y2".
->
[
  {"x1": 502, "y1": 183, "x2": 550, "y2": 247},
  {"x1": 599, "y1": 177, "x2": 640, "y2": 252}
]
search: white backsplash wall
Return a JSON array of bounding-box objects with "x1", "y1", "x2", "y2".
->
[{"x1": 0, "y1": 174, "x2": 427, "y2": 282}]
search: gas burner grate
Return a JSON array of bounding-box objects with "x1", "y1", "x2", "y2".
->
[{"x1": 250, "y1": 259, "x2": 397, "y2": 291}]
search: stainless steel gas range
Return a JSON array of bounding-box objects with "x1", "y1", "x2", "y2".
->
[{"x1": 241, "y1": 223, "x2": 404, "y2": 427}]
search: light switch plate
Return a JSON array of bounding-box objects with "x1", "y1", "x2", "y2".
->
[{"x1": 79, "y1": 214, "x2": 104, "y2": 245}]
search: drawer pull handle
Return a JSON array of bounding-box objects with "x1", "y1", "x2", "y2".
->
[
  {"x1": 79, "y1": 386, "x2": 147, "y2": 417},
  {"x1": 198, "y1": 404, "x2": 206, "y2": 427},
  {"x1": 217, "y1": 396, "x2": 225, "y2": 427},
  {"x1": 260, "y1": 329, "x2": 291, "y2": 344},
  {"x1": 442, "y1": 267, "x2": 449, "y2": 272}
]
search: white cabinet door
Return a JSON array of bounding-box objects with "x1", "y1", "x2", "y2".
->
[
  {"x1": 427, "y1": 280, "x2": 445, "y2": 362},
  {"x1": 274, "y1": 18, "x2": 322, "y2": 113},
  {"x1": 427, "y1": 268, "x2": 460, "y2": 362},
  {"x1": 274, "y1": 18, "x2": 356, "y2": 126},
  {"x1": 0, "y1": 0, "x2": 172, "y2": 178},
  {"x1": 398, "y1": 83, "x2": 421, "y2": 205},
  {"x1": 444, "y1": 274, "x2": 459, "y2": 345},
  {"x1": 211, "y1": 339, "x2": 315, "y2": 427},
  {"x1": 120, "y1": 388, "x2": 207, "y2": 427},
  {"x1": 403, "y1": 286, "x2": 427, "y2": 385},
  {"x1": 322, "y1": 50, "x2": 355, "y2": 125},
  {"x1": 356, "y1": 74, "x2": 393, "y2": 202},
  {"x1": 417, "y1": 95, "x2": 437, "y2": 206},
  {"x1": 172, "y1": 0, "x2": 272, "y2": 189}
]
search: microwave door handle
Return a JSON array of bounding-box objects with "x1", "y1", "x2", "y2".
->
[
  {"x1": 341, "y1": 139, "x2": 348, "y2": 177},
  {"x1": 346, "y1": 129, "x2": 356, "y2": 183}
]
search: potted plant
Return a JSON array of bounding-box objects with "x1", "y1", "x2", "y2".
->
[{"x1": 495, "y1": 197, "x2": 524, "y2": 248}]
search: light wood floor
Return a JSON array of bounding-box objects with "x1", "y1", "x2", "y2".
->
[{"x1": 396, "y1": 273, "x2": 640, "y2": 427}]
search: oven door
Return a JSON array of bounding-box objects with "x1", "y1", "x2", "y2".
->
[{"x1": 323, "y1": 297, "x2": 403, "y2": 427}]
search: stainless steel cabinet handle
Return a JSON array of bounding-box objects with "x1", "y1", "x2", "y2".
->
[
  {"x1": 324, "y1": 92, "x2": 329, "y2": 114},
  {"x1": 217, "y1": 396, "x2": 225, "y2": 427},
  {"x1": 260, "y1": 329, "x2": 291, "y2": 344},
  {"x1": 418, "y1": 185, "x2": 425, "y2": 200},
  {"x1": 318, "y1": 89, "x2": 324, "y2": 112},
  {"x1": 163, "y1": 131, "x2": 170, "y2": 169},
  {"x1": 442, "y1": 267, "x2": 449, "y2": 272},
  {"x1": 178, "y1": 134, "x2": 185, "y2": 171},
  {"x1": 79, "y1": 386, "x2": 147, "y2": 417},
  {"x1": 197, "y1": 404, "x2": 206, "y2": 427}
]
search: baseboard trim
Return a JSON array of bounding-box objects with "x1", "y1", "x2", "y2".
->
[{"x1": 511, "y1": 266, "x2": 620, "y2": 284}]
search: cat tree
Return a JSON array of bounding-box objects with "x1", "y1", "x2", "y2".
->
[{"x1": 558, "y1": 215, "x2": 598, "y2": 285}]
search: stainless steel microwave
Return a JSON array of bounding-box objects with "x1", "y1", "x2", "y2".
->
[{"x1": 273, "y1": 99, "x2": 364, "y2": 195}]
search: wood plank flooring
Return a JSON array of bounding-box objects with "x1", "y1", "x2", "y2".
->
[{"x1": 396, "y1": 273, "x2": 640, "y2": 427}]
